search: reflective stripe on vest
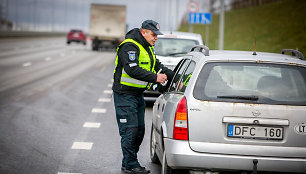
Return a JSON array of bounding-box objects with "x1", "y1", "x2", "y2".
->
[
  {"x1": 114, "y1": 38, "x2": 156, "y2": 89},
  {"x1": 121, "y1": 69, "x2": 148, "y2": 87}
]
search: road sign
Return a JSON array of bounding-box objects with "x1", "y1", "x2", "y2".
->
[
  {"x1": 189, "y1": 12, "x2": 212, "y2": 24},
  {"x1": 187, "y1": 1, "x2": 199, "y2": 12}
]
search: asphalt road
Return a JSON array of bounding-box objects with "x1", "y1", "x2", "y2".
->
[{"x1": 0, "y1": 37, "x2": 161, "y2": 174}]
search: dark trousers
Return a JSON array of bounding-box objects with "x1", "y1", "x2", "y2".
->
[{"x1": 113, "y1": 91, "x2": 146, "y2": 170}]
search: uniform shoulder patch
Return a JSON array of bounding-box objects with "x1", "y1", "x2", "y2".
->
[
  {"x1": 128, "y1": 51, "x2": 136, "y2": 54},
  {"x1": 128, "y1": 51, "x2": 136, "y2": 61}
]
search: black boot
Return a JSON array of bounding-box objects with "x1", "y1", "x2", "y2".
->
[{"x1": 124, "y1": 166, "x2": 150, "y2": 174}]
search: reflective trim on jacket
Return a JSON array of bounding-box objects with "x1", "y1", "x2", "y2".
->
[{"x1": 114, "y1": 38, "x2": 156, "y2": 89}]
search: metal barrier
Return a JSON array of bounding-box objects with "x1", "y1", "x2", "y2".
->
[{"x1": 0, "y1": 31, "x2": 66, "y2": 38}]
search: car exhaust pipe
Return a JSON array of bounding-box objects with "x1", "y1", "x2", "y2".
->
[{"x1": 252, "y1": 159, "x2": 258, "y2": 174}]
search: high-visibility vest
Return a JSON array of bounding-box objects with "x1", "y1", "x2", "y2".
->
[{"x1": 114, "y1": 38, "x2": 156, "y2": 89}]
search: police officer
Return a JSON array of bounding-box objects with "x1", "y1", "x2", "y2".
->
[{"x1": 112, "y1": 20, "x2": 174, "y2": 174}]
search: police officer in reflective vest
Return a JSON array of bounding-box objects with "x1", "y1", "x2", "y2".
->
[{"x1": 112, "y1": 20, "x2": 174, "y2": 174}]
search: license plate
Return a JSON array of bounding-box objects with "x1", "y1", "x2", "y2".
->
[
  {"x1": 73, "y1": 33, "x2": 79, "y2": 37},
  {"x1": 227, "y1": 124, "x2": 283, "y2": 140}
]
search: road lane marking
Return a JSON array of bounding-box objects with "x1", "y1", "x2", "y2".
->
[
  {"x1": 91, "y1": 108, "x2": 106, "y2": 113},
  {"x1": 104, "y1": 90, "x2": 112, "y2": 94},
  {"x1": 22, "y1": 62, "x2": 32, "y2": 67},
  {"x1": 107, "y1": 83, "x2": 112, "y2": 88},
  {"x1": 58, "y1": 172, "x2": 82, "y2": 174},
  {"x1": 45, "y1": 57, "x2": 52, "y2": 61},
  {"x1": 83, "y1": 122, "x2": 101, "y2": 128},
  {"x1": 61, "y1": 53, "x2": 65, "y2": 57},
  {"x1": 71, "y1": 142, "x2": 93, "y2": 150},
  {"x1": 98, "y1": 98, "x2": 111, "y2": 102}
]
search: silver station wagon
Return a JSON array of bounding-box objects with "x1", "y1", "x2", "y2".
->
[
  {"x1": 150, "y1": 46, "x2": 306, "y2": 174},
  {"x1": 155, "y1": 31, "x2": 204, "y2": 70}
]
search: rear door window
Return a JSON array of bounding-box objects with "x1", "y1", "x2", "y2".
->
[
  {"x1": 169, "y1": 58, "x2": 191, "y2": 92},
  {"x1": 177, "y1": 61, "x2": 196, "y2": 93},
  {"x1": 193, "y1": 62, "x2": 306, "y2": 105}
]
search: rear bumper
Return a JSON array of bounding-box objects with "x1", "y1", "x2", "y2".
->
[
  {"x1": 67, "y1": 39, "x2": 86, "y2": 42},
  {"x1": 164, "y1": 138, "x2": 306, "y2": 173}
]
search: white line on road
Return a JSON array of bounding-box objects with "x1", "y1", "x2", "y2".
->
[
  {"x1": 22, "y1": 62, "x2": 32, "y2": 67},
  {"x1": 45, "y1": 57, "x2": 52, "y2": 61},
  {"x1": 58, "y1": 172, "x2": 82, "y2": 174},
  {"x1": 61, "y1": 53, "x2": 65, "y2": 57},
  {"x1": 107, "y1": 83, "x2": 112, "y2": 88},
  {"x1": 98, "y1": 98, "x2": 111, "y2": 102},
  {"x1": 71, "y1": 142, "x2": 93, "y2": 150},
  {"x1": 91, "y1": 108, "x2": 106, "y2": 113},
  {"x1": 104, "y1": 90, "x2": 112, "y2": 94},
  {"x1": 83, "y1": 122, "x2": 101, "y2": 128}
]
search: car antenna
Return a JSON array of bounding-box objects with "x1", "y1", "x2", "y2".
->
[{"x1": 252, "y1": 37, "x2": 257, "y2": 55}]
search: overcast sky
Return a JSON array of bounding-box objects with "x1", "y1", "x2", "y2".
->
[{"x1": 1, "y1": 0, "x2": 216, "y2": 32}]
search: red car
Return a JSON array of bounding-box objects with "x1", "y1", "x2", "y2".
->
[{"x1": 67, "y1": 29, "x2": 86, "y2": 45}]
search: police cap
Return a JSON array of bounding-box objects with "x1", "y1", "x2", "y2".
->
[{"x1": 141, "y1": 20, "x2": 163, "y2": 35}]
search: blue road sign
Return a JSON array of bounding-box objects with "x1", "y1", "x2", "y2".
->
[{"x1": 189, "y1": 12, "x2": 212, "y2": 24}]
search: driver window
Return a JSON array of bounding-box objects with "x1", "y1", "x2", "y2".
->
[
  {"x1": 169, "y1": 59, "x2": 191, "y2": 92},
  {"x1": 177, "y1": 61, "x2": 196, "y2": 93}
]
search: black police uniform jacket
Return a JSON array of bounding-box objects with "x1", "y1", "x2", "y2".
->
[{"x1": 112, "y1": 28, "x2": 174, "y2": 96}]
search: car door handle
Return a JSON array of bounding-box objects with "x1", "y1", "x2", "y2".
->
[{"x1": 162, "y1": 104, "x2": 165, "y2": 112}]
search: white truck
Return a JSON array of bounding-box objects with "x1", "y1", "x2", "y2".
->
[{"x1": 89, "y1": 4, "x2": 126, "y2": 51}]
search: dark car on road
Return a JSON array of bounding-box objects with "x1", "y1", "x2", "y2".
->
[{"x1": 67, "y1": 29, "x2": 86, "y2": 45}]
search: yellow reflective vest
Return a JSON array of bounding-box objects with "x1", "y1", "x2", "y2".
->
[{"x1": 114, "y1": 39, "x2": 156, "y2": 89}]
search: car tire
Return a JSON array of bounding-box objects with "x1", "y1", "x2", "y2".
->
[
  {"x1": 67, "y1": 41, "x2": 70, "y2": 45},
  {"x1": 161, "y1": 150, "x2": 175, "y2": 174},
  {"x1": 150, "y1": 125, "x2": 159, "y2": 164},
  {"x1": 162, "y1": 149, "x2": 189, "y2": 174}
]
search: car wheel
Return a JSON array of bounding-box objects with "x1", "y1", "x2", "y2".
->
[
  {"x1": 67, "y1": 41, "x2": 70, "y2": 45},
  {"x1": 162, "y1": 149, "x2": 189, "y2": 174},
  {"x1": 150, "y1": 125, "x2": 159, "y2": 164},
  {"x1": 161, "y1": 150, "x2": 175, "y2": 174}
]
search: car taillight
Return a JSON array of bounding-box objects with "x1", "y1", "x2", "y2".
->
[{"x1": 173, "y1": 96, "x2": 188, "y2": 140}]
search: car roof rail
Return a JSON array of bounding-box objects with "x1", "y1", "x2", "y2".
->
[
  {"x1": 281, "y1": 49, "x2": 304, "y2": 60},
  {"x1": 191, "y1": 45, "x2": 209, "y2": 56}
]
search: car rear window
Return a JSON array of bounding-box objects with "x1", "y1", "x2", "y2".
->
[
  {"x1": 154, "y1": 38, "x2": 199, "y2": 57},
  {"x1": 193, "y1": 62, "x2": 306, "y2": 105},
  {"x1": 70, "y1": 30, "x2": 82, "y2": 33}
]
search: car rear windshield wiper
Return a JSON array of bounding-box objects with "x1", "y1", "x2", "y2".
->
[{"x1": 217, "y1": 95, "x2": 259, "y2": 101}]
